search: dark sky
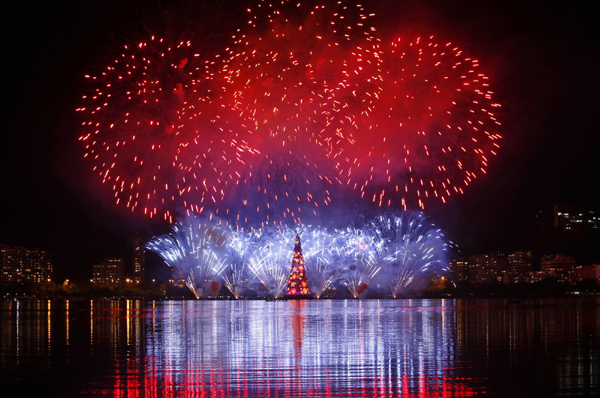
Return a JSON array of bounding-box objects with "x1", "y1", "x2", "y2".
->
[{"x1": 2, "y1": 0, "x2": 599, "y2": 281}]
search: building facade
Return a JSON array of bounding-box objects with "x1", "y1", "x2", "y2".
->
[
  {"x1": 133, "y1": 235, "x2": 145, "y2": 285},
  {"x1": 508, "y1": 250, "x2": 533, "y2": 283},
  {"x1": 1, "y1": 244, "x2": 53, "y2": 283},
  {"x1": 451, "y1": 253, "x2": 508, "y2": 284},
  {"x1": 540, "y1": 254, "x2": 578, "y2": 284},
  {"x1": 450, "y1": 257, "x2": 472, "y2": 283},
  {"x1": 92, "y1": 258, "x2": 125, "y2": 286},
  {"x1": 554, "y1": 205, "x2": 599, "y2": 234},
  {"x1": 469, "y1": 252, "x2": 508, "y2": 284}
]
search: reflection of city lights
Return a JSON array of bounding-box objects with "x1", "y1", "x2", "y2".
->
[
  {"x1": 105, "y1": 301, "x2": 471, "y2": 396},
  {"x1": 2, "y1": 300, "x2": 599, "y2": 396}
]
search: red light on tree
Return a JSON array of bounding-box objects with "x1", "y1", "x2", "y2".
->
[{"x1": 286, "y1": 235, "x2": 310, "y2": 297}]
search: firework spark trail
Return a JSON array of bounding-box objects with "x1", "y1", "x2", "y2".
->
[
  {"x1": 246, "y1": 240, "x2": 290, "y2": 298},
  {"x1": 367, "y1": 213, "x2": 449, "y2": 297},
  {"x1": 340, "y1": 35, "x2": 502, "y2": 211},
  {"x1": 146, "y1": 211, "x2": 449, "y2": 298},
  {"x1": 145, "y1": 230, "x2": 201, "y2": 297},
  {"x1": 216, "y1": 150, "x2": 335, "y2": 227},
  {"x1": 76, "y1": 30, "x2": 267, "y2": 224},
  {"x1": 77, "y1": 35, "x2": 219, "y2": 223},
  {"x1": 324, "y1": 226, "x2": 380, "y2": 298},
  {"x1": 306, "y1": 260, "x2": 333, "y2": 298},
  {"x1": 80, "y1": 2, "x2": 501, "y2": 225},
  {"x1": 343, "y1": 267, "x2": 378, "y2": 298},
  {"x1": 215, "y1": 0, "x2": 384, "y2": 225},
  {"x1": 225, "y1": 226, "x2": 269, "y2": 296},
  {"x1": 222, "y1": 0, "x2": 383, "y2": 146},
  {"x1": 229, "y1": 227, "x2": 297, "y2": 298},
  {"x1": 223, "y1": 263, "x2": 246, "y2": 299},
  {"x1": 177, "y1": 108, "x2": 261, "y2": 219},
  {"x1": 146, "y1": 215, "x2": 229, "y2": 298}
]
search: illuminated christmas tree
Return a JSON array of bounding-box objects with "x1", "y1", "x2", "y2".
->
[{"x1": 286, "y1": 235, "x2": 310, "y2": 296}]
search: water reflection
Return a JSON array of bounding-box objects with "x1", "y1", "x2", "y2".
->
[{"x1": 1, "y1": 298, "x2": 599, "y2": 397}]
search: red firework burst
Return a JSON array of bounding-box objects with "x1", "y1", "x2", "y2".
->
[
  {"x1": 211, "y1": 0, "x2": 383, "y2": 224},
  {"x1": 77, "y1": 2, "x2": 503, "y2": 225},
  {"x1": 339, "y1": 35, "x2": 502, "y2": 210},
  {"x1": 77, "y1": 35, "x2": 242, "y2": 222},
  {"x1": 225, "y1": 0, "x2": 383, "y2": 146}
]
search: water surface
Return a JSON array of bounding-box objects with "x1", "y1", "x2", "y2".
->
[{"x1": 1, "y1": 298, "x2": 599, "y2": 397}]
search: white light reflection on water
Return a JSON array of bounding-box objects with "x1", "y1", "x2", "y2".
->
[
  {"x1": 139, "y1": 299, "x2": 465, "y2": 397},
  {"x1": 1, "y1": 298, "x2": 599, "y2": 397}
]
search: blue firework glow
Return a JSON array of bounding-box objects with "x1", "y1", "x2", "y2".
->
[
  {"x1": 145, "y1": 215, "x2": 229, "y2": 298},
  {"x1": 146, "y1": 212, "x2": 450, "y2": 298},
  {"x1": 367, "y1": 213, "x2": 449, "y2": 298}
]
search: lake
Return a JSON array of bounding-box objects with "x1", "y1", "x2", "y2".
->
[{"x1": 1, "y1": 298, "x2": 599, "y2": 397}]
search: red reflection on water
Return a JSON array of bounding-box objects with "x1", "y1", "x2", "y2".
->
[
  {"x1": 88, "y1": 300, "x2": 488, "y2": 397},
  {"x1": 106, "y1": 358, "x2": 484, "y2": 397},
  {"x1": 5, "y1": 299, "x2": 600, "y2": 397}
]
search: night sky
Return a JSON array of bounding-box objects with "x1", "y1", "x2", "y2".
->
[{"x1": 3, "y1": 0, "x2": 599, "y2": 282}]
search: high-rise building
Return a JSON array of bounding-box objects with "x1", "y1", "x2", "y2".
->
[
  {"x1": 541, "y1": 254, "x2": 577, "y2": 283},
  {"x1": 469, "y1": 252, "x2": 508, "y2": 284},
  {"x1": 1, "y1": 244, "x2": 24, "y2": 283},
  {"x1": 22, "y1": 249, "x2": 53, "y2": 283},
  {"x1": 450, "y1": 257, "x2": 472, "y2": 283},
  {"x1": 508, "y1": 250, "x2": 533, "y2": 283},
  {"x1": 554, "y1": 205, "x2": 599, "y2": 234},
  {"x1": 133, "y1": 234, "x2": 145, "y2": 285},
  {"x1": 92, "y1": 258, "x2": 125, "y2": 286},
  {"x1": 0, "y1": 244, "x2": 53, "y2": 283}
]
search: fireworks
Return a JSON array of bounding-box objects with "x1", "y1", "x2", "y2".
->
[
  {"x1": 215, "y1": 0, "x2": 383, "y2": 225},
  {"x1": 221, "y1": 0, "x2": 382, "y2": 146},
  {"x1": 222, "y1": 263, "x2": 246, "y2": 299},
  {"x1": 145, "y1": 215, "x2": 229, "y2": 298},
  {"x1": 340, "y1": 36, "x2": 502, "y2": 210},
  {"x1": 331, "y1": 227, "x2": 379, "y2": 298},
  {"x1": 146, "y1": 212, "x2": 448, "y2": 298},
  {"x1": 367, "y1": 213, "x2": 449, "y2": 298},
  {"x1": 79, "y1": 1, "x2": 502, "y2": 225},
  {"x1": 295, "y1": 225, "x2": 336, "y2": 298},
  {"x1": 244, "y1": 230, "x2": 292, "y2": 298},
  {"x1": 77, "y1": 36, "x2": 210, "y2": 222},
  {"x1": 219, "y1": 149, "x2": 336, "y2": 227}
]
